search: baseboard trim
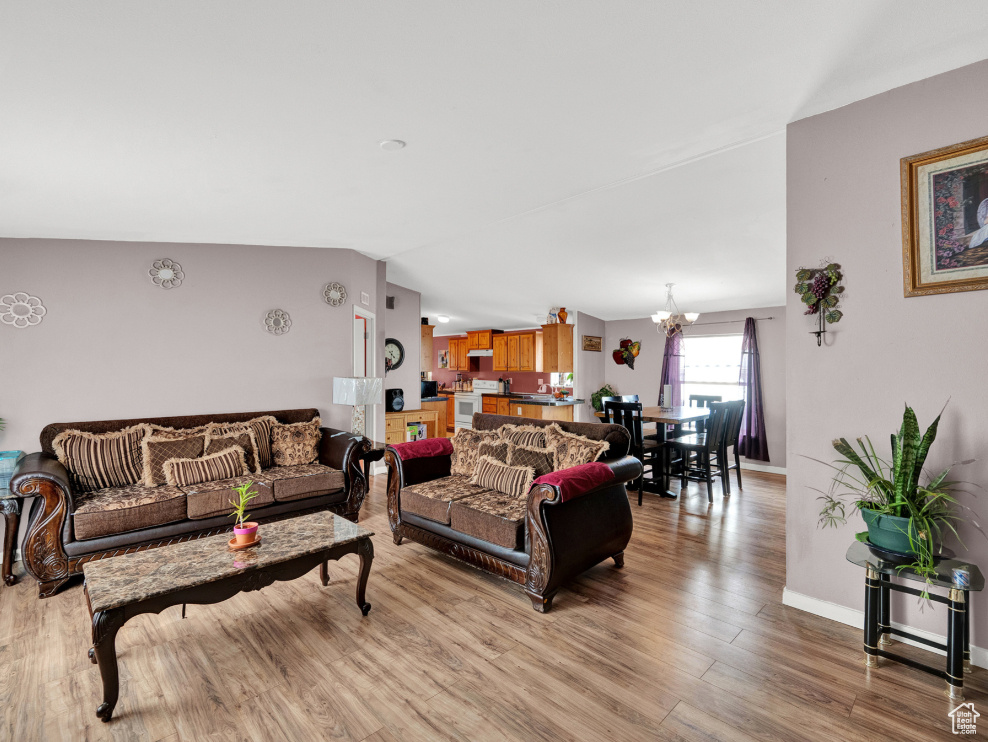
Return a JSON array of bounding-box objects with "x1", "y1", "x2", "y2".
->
[
  {"x1": 782, "y1": 587, "x2": 987, "y2": 669},
  {"x1": 740, "y1": 462, "x2": 786, "y2": 475}
]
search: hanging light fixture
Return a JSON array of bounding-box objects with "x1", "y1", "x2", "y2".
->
[{"x1": 651, "y1": 283, "x2": 699, "y2": 336}]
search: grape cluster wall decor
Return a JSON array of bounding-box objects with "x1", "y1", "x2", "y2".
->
[{"x1": 795, "y1": 261, "x2": 844, "y2": 346}]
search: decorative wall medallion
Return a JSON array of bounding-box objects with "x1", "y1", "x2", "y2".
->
[
  {"x1": 324, "y1": 282, "x2": 347, "y2": 307},
  {"x1": 149, "y1": 258, "x2": 184, "y2": 289},
  {"x1": 0, "y1": 293, "x2": 46, "y2": 328},
  {"x1": 264, "y1": 309, "x2": 291, "y2": 335}
]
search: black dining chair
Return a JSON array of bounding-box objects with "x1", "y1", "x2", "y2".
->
[
  {"x1": 602, "y1": 400, "x2": 661, "y2": 506},
  {"x1": 687, "y1": 394, "x2": 722, "y2": 434},
  {"x1": 666, "y1": 401, "x2": 732, "y2": 503},
  {"x1": 721, "y1": 399, "x2": 746, "y2": 492}
]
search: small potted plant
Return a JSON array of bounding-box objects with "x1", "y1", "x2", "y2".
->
[
  {"x1": 230, "y1": 480, "x2": 260, "y2": 546},
  {"x1": 816, "y1": 404, "x2": 981, "y2": 586}
]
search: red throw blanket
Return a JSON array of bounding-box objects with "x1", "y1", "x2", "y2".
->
[
  {"x1": 533, "y1": 462, "x2": 615, "y2": 502},
  {"x1": 390, "y1": 437, "x2": 453, "y2": 461}
]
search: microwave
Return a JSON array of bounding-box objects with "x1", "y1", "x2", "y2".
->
[{"x1": 421, "y1": 380, "x2": 438, "y2": 399}]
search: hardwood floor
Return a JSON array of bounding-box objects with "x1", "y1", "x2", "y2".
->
[{"x1": 2, "y1": 471, "x2": 986, "y2": 740}]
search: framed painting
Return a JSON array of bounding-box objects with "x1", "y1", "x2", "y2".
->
[
  {"x1": 582, "y1": 335, "x2": 602, "y2": 352},
  {"x1": 902, "y1": 134, "x2": 988, "y2": 297},
  {"x1": 438, "y1": 349, "x2": 449, "y2": 369}
]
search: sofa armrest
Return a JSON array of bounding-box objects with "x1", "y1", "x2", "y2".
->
[
  {"x1": 10, "y1": 453, "x2": 75, "y2": 596},
  {"x1": 318, "y1": 427, "x2": 371, "y2": 521},
  {"x1": 384, "y1": 443, "x2": 453, "y2": 543},
  {"x1": 524, "y1": 455, "x2": 641, "y2": 612}
]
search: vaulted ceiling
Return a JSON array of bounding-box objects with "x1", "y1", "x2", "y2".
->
[{"x1": 2, "y1": 2, "x2": 987, "y2": 333}]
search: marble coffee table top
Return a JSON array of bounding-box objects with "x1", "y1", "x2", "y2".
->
[{"x1": 83, "y1": 511, "x2": 373, "y2": 613}]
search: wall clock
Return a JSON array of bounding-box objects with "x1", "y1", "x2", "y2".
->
[{"x1": 384, "y1": 337, "x2": 404, "y2": 373}]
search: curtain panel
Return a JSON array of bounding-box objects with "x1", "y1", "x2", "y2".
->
[
  {"x1": 659, "y1": 331, "x2": 685, "y2": 407},
  {"x1": 738, "y1": 317, "x2": 770, "y2": 461}
]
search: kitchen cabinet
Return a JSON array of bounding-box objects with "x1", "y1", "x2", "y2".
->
[
  {"x1": 496, "y1": 397, "x2": 510, "y2": 416},
  {"x1": 442, "y1": 392, "x2": 456, "y2": 433},
  {"x1": 518, "y1": 332, "x2": 539, "y2": 371},
  {"x1": 448, "y1": 337, "x2": 470, "y2": 371},
  {"x1": 385, "y1": 409, "x2": 441, "y2": 445},
  {"x1": 482, "y1": 395, "x2": 498, "y2": 414},
  {"x1": 457, "y1": 338, "x2": 471, "y2": 370},
  {"x1": 421, "y1": 325, "x2": 434, "y2": 373},
  {"x1": 492, "y1": 334, "x2": 508, "y2": 371},
  {"x1": 420, "y1": 399, "x2": 448, "y2": 437},
  {"x1": 467, "y1": 330, "x2": 494, "y2": 350},
  {"x1": 502, "y1": 402, "x2": 574, "y2": 423},
  {"x1": 541, "y1": 323, "x2": 574, "y2": 373},
  {"x1": 507, "y1": 335, "x2": 519, "y2": 371}
]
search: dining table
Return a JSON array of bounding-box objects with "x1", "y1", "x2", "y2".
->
[{"x1": 595, "y1": 406, "x2": 710, "y2": 498}]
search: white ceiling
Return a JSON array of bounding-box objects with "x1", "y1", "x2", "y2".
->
[{"x1": 2, "y1": 3, "x2": 987, "y2": 333}]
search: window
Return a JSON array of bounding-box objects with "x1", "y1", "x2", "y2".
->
[
  {"x1": 682, "y1": 334, "x2": 743, "y2": 403},
  {"x1": 549, "y1": 372, "x2": 573, "y2": 388}
]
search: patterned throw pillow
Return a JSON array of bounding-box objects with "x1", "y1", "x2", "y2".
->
[
  {"x1": 208, "y1": 416, "x2": 278, "y2": 469},
  {"x1": 147, "y1": 424, "x2": 209, "y2": 439},
  {"x1": 450, "y1": 428, "x2": 499, "y2": 477},
  {"x1": 142, "y1": 434, "x2": 206, "y2": 487},
  {"x1": 499, "y1": 424, "x2": 547, "y2": 449},
  {"x1": 205, "y1": 427, "x2": 262, "y2": 474},
  {"x1": 507, "y1": 443, "x2": 555, "y2": 478},
  {"x1": 469, "y1": 455, "x2": 535, "y2": 498},
  {"x1": 163, "y1": 446, "x2": 249, "y2": 488},
  {"x1": 52, "y1": 424, "x2": 151, "y2": 492},
  {"x1": 544, "y1": 423, "x2": 610, "y2": 471},
  {"x1": 477, "y1": 439, "x2": 509, "y2": 465},
  {"x1": 270, "y1": 418, "x2": 322, "y2": 467}
]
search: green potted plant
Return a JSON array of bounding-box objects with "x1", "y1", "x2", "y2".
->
[
  {"x1": 817, "y1": 404, "x2": 979, "y2": 584},
  {"x1": 230, "y1": 480, "x2": 260, "y2": 546},
  {"x1": 591, "y1": 384, "x2": 617, "y2": 412}
]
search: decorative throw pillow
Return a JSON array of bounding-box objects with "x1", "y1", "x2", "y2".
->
[
  {"x1": 499, "y1": 424, "x2": 547, "y2": 449},
  {"x1": 507, "y1": 442, "x2": 556, "y2": 478},
  {"x1": 163, "y1": 446, "x2": 249, "y2": 488},
  {"x1": 477, "y1": 439, "x2": 509, "y2": 465},
  {"x1": 450, "y1": 428, "x2": 499, "y2": 477},
  {"x1": 205, "y1": 427, "x2": 262, "y2": 474},
  {"x1": 544, "y1": 423, "x2": 610, "y2": 471},
  {"x1": 147, "y1": 423, "x2": 209, "y2": 439},
  {"x1": 469, "y1": 455, "x2": 535, "y2": 498},
  {"x1": 208, "y1": 416, "x2": 278, "y2": 469},
  {"x1": 141, "y1": 434, "x2": 206, "y2": 487},
  {"x1": 270, "y1": 418, "x2": 322, "y2": 467},
  {"x1": 52, "y1": 424, "x2": 151, "y2": 492}
]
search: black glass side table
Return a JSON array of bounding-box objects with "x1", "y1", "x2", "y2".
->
[{"x1": 846, "y1": 541, "x2": 984, "y2": 701}]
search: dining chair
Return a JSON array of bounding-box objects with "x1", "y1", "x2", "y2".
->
[
  {"x1": 602, "y1": 394, "x2": 660, "y2": 441},
  {"x1": 602, "y1": 400, "x2": 660, "y2": 506},
  {"x1": 666, "y1": 401, "x2": 732, "y2": 503},
  {"x1": 721, "y1": 399, "x2": 746, "y2": 492},
  {"x1": 687, "y1": 394, "x2": 722, "y2": 434}
]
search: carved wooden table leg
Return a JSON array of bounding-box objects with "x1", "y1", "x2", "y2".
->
[
  {"x1": 320, "y1": 561, "x2": 330, "y2": 587},
  {"x1": 355, "y1": 538, "x2": 373, "y2": 616},
  {"x1": 1, "y1": 498, "x2": 21, "y2": 587},
  {"x1": 91, "y1": 609, "x2": 125, "y2": 722}
]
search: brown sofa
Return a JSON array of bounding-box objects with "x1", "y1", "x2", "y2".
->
[
  {"x1": 385, "y1": 413, "x2": 642, "y2": 612},
  {"x1": 11, "y1": 408, "x2": 370, "y2": 598}
]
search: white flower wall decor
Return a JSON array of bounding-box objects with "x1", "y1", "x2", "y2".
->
[
  {"x1": 0, "y1": 293, "x2": 46, "y2": 328},
  {"x1": 149, "y1": 258, "x2": 184, "y2": 289},
  {"x1": 324, "y1": 282, "x2": 347, "y2": 307},
  {"x1": 265, "y1": 309, "x2": 292, "y2": 335}
]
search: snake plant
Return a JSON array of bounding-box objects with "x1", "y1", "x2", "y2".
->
[{"x1": 816, "y1": 404, "x2": 979, "y2": 585}]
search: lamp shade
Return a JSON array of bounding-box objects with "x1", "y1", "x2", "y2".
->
[{"x1": 333, "y1": 377, "x2": 383, "y2": 406}]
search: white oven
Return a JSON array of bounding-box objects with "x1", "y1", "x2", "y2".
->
[{"x1": 454, "y1": 379, "x2": 501, "y2": 430}]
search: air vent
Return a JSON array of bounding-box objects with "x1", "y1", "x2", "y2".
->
[{"x1": 386, "y1": 296, "x2": 395, "y2": 309}]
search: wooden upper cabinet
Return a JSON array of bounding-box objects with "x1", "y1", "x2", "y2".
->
[
  {"x1": 466, "y1": 330, "x2": 496, "y2": 350},
  {"x1": 541, "y1": 324, "x2": 574, "y2": 373},
  {"x1": 506, "y1": 335, "x2": 520, "y2": 371},
  {"x1": 421, "y1": 325, "x2": 434, "y2": 373},
  {"x1": 518, "y1": 332, "x2": 536, "y2": 371},
  {"x1": 492, "y1": 334, "x2": 508, "y2": 371},
  {"x1": 457, "y1": 337, "x2": 470, "y2": 370}
]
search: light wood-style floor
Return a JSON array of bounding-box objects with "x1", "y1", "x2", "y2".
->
[{"x1": 2, "y1": 471, "x2": 986, "y2": 741}]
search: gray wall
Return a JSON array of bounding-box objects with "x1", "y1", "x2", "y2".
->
[
  {"x1": 384, "y1": 282, "x2": 422, "y2": 411},
  {"x1": 786, "y1": 58, "x2": 988, "y2": 641},
  {"x1": 573, "y1": 311, "x2": 605, "y2": 423},
  {"x1": 0, "y1": 238, "x2": 386, "y2": 552},
  {"x1": 603, "y1": 306, "x2": 787, "y2": 468}
]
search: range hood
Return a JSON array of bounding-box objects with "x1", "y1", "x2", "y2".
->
[{"x1": 466, "y1": 349, "x2": 494, "y2": 357}]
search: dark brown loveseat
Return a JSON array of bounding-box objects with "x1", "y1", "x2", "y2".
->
[
  {"x1": 11, "y1": 408, "x2": 370, "y2": 598},
  {"x1": 385, "y1": 413, "x2": 642, "y2": 612}
]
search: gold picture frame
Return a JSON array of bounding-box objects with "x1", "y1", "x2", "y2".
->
[
  {"x1": 582, "y1": 335, "x2": 602, "y2": 352},
  {"x1": 901, "y1": 134, "x2": 988, "y2": 297}
]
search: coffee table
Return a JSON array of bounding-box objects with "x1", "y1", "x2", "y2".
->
[{"x1": 82, "y1": 511, "x2": 374, "y2": 722}]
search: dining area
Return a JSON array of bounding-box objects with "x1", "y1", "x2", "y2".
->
[{"x1": 594, "y1": 395, "x2": 747, "y2": 504}]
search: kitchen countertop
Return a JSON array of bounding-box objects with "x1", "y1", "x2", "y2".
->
[
  {"x1": 508, "y1": 397, "x2": 584, "y2": 407},
  {"x1": 421, "y1": 396, "x2": 446, "y2": 403}
]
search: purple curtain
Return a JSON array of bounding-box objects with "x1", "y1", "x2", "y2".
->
[
  {"x1": 659, "y1": 331, "x2": 685, "y2": 406},
  {"x1": 738, "y1": 317, "x2": 770, "y2": 461}
]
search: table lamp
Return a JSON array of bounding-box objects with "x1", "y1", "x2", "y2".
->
[{"x1": 333, "y1": 377, "x2": 383, "y2": 436}]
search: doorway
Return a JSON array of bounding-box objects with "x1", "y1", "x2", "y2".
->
[{"x1": 353, "y1": 307, "x2": 377, "y2": 443}]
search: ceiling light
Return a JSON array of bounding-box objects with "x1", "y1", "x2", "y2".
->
[
  {"x1": 436, "y1": 315, "x2": 450, "y2": 323},
  {"x1": 652, "y1": 283, "x2": 700, "y2": 336},
  {"x1": 379, "y1": 140, "x2": 406, "y2": 151}
]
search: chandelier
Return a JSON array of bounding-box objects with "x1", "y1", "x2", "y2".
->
[{"x1": 651, "y1": 283, "x2": 699, "y2": 337}]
